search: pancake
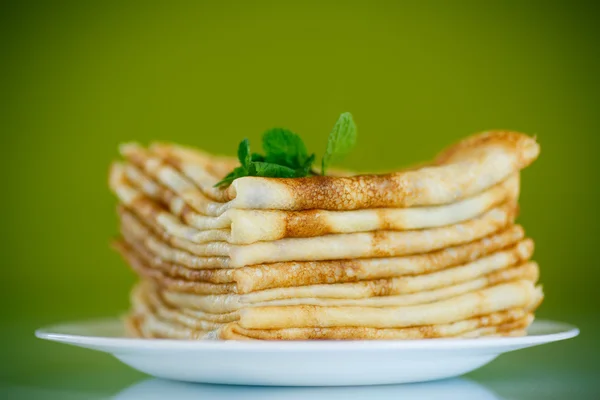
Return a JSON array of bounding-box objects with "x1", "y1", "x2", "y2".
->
[
  {"x1": 118, "y1": 202, "x2": 517, "y2": 266},
  {"x1": 117, "y1": 230, "x2": 534, "y2": 298},
  {"x1": 127, "y1": 277, "x2": 538, "y2": 340},
  {"x1": 225, "y1": 131, "x2": 537, "y2": 210},
  {"x1": 114, "y1": 240, "x2": 234, "y2": 294},
  {"x1": 117, "y1": 233, "x2": 533, "y2": 298},
  {"x1": 156, "y1": 262, "x2": 538, "y2": 313},
  {"x1": 235, "y1": 280, "x2": 542, "y2": 329},
  {"x1": 118, "y1": 238, "x2": 234, "y2": 284},
  {"x1": 116, "y1": 224, "x2": 526, "y2": 290},
  {"x1": 218, "y1": 311, "x2": 534, "y2": 340},
  {"x1": 130, "y1": 283, "x2": 224, "y2": 332},
  {"x1": 121, "y1": 131, "x2": 538, "y2": 212},
  {"x1": 127, "y1": 307, "x2": 534, "y2": 341},
  {"x1": 232, "y1": 226, "x2": 527, "y2": 292},
  {"x1": 121, "y1": 162, "x2": 231, "y2": 230},
  {"x1": 150, "y1": 143, "x2": 241, "y2": 202},
  {"x1": 132, "y1": 260, "x2": 538, "y2": 328},
  {"x1": 110, "y1": 162, "x2": 520, "y2": 243},
  {"x1": 120, "y1": 143, "x2": 225, "y2": 216}
]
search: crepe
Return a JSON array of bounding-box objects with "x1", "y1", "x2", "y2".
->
[
  {"x1": 130, "y1": 283, "x2": 224, "y2": 332},
  {"x1": 116, "y1": 224, "x2": 525, "y2": 290},
  {"x1": 117, "y1": 225, "x2": 534, "y2": 297},
  {"x1": 149, "y1": 143, "x2": 240, "y2": 202},
  {"x1": 153, "y1": 259, "x2": 538, "y2": 314},
  {"x1": 235, "y1": 280, "x2": 542, "y2": 329},
  {"x1": 127, "y1": 277, "x2": 539, "y2": 340},
  {"x1": 117, "y1": 238, "x2": 234, "y2": 284},
  {"x1": 118, "y1": 202, "x2": 517, "y2": 267},
  {"x1": 218, "y1": 311, "x2": 534, "y2": 340},
  {"x1": 113, "y1": 240, "x2": 233, "y2": 294},
  {"x1": 120, "y1": 131, "x2": 538, "y2": 213},
  {"x1": 232, "y1": 226, "x2": 527, "y2": 292},
  {"x1": 127, "y1": 293, "x2": 535, "y2": 340},
  {"x1": 110, "y1": 162, "x2": 520, "y2": 243},
  {"x1": 127, "y1": 308, "x2": 532, "y2": 340},
  {"x1": 132, "y1": 259, "x2": 537, "y2": 327},
  {"x1": 223, "y1": 131, "x2": 536, "y2": 210}
]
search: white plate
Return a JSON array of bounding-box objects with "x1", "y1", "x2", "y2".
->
[{"x1": 35, "y1": 318, "x2": 578, "y2": 386}]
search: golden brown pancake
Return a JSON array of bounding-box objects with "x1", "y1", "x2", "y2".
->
[{"x1": 110, "y1": 161, "x2": 520, "y2": 243}]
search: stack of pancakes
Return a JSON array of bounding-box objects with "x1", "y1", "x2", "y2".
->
[{"x1": 110, "y1": 131, "x2": 543, "y2": 340}]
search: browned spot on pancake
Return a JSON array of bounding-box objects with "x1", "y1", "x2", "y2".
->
[
  {"x1": 234, "y1": 259, "x2": 365, "y2": 293},
  {"x1": 496, "y1": 316, "x2": 531, "y2": 334},
  {"x1": 276, "y1": 174, "x2": 409, "y2": 211},
  {"x1": 371, "y1": 230, "x2": 392, "y2": 257},
  {"x1": 375, "y1": 209, "x2": 394, "y2": 230},
  {"x1": 365, "y1": 278, "x2": 393, "y2": 297},
  {"x1": 415, "y1": 325, "x2": 439, "y2": 338},
  {"x1": 282, "y1": 210, "x2": 333, "y2": 238}
]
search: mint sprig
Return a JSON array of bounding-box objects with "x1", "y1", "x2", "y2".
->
[
  {"x1": 215, "y1": 112, "x2": 357, "y2": 187},
  {"x1": 321, "y1": 112, "x2": 357, "y2": 175}
]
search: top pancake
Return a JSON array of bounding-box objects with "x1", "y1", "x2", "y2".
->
[{"x1": 118, "y1": 131, "x2": 538, "y2": 213}]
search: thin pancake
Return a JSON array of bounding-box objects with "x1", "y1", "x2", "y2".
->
[
  {"x1": 111, "y1": 162, "x2": 520, "y2": 243},
  {"x1": 131, "y1": 281, "x2": 224, "y2": 331},
  {"x1": 118, "y1": 223, "x2": 526, "y2": 291},
  {"x1": 118, "y1": 202, "x2": 517, "y2": 266},
  {"x1": 117, "y1": 238, "x2": 234, "y2": 283},
  {"x1": 129, "y1": 308, "x2": 532, "y2": 340},
  {"x1": 120, "y1": 143, "x2": 228, "y2": 216},
  {"x1": 232, "y1": 226, "x2": 526, "y2": 293},
  {"x1": 150, "y1": 143, "x2": 238, "y2": 202},
  {"x1": 113, "y1": 240, "x2": 234, "y2": 294},
  {"x1": 137, "y1": 262, "x2": 537, "y2": 328},
  {"x1": 159, "y1": 262, "x2": 539, "y2": 313},
  {"x1": 121, "y1": 162, "x2": 231, "y2": 230},
  {"x1": 223, "y1": 131, "x2": 538, "y2": 210},
  {"x1": 126, "y1": 236, "x2": 533, "y2": 298},
  {"x1": 235, "y1": 280, "x2": 542, "y2": 329},
  {"x1": 118, "y1": 132, "x2": 538, "y2": 213},
  {"x1": 218, "y1": 310, "x2": 533, "y2": 340}
]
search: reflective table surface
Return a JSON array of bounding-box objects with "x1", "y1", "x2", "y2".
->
[{"x1": 1, "y1": 313, "x2": 598, "y2": 400}]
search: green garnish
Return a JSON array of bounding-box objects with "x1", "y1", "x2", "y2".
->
[
  {"x1": 321, "y1": 112, "x2": 357, "y2": 176},
  {"x1": 215, "y1": 112, "x2": 357, "y2": 187}
]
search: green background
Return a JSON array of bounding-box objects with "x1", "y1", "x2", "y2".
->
[{"x1": 1, "y1": 1, "x2": 599, "y2": 398}]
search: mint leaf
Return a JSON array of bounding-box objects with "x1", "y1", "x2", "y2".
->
[
  {"x1": 237, "y1": 139, "x2": 251, "y2": 168},
  {"x1": 321, "y1": 112, "x2": 357, "y2": 175},
  {"x1": 251, "y1": 153, "x2": 265, "y2": 162},
  {"x1": 262, "y1": 128, "x2": 309, "y2": 169},
  {"x1": 249, "y1": 162, "x2": 297, "y2": 178},
  {"x1": 296, "y1": 153, "x2": 316, "y2": 177},
  {"x1": 215, "y1": 112, "x2": 358, "y2": 187},
  {"x1": 214, "y1": 166, "x2": 247, "y2": 187}
]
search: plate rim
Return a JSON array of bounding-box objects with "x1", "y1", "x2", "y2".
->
[{"x1": 35, "y1": 318, "x2": 579, "y2": 352}]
